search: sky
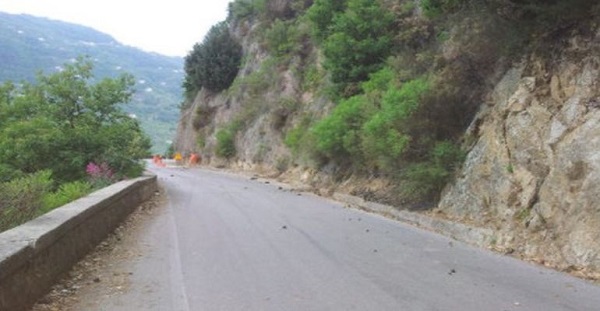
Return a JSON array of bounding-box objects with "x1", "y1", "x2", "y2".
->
[{"x1": 0, "y1": 0, "x2": 233, "y2": 57}]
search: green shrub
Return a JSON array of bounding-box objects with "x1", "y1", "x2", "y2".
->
[
  {"x1": 307, "y1": 70, "x2": 431, "y2": 172},
  {"x1": 228, "y1": 57, "x2": 277, "y2": 98},
  {"x1": 284, "y1": 115, "x2": 322, "y2": 166},
  {"x1": 265, "y1": 19, "x2": 300, "y2": 57},
  {"x1": 401, "y1": 162, "x2": 450, "y2": 202},
  {"x1": 0, "y1": 170, "x2": 53, "y2": 232},
  {"x1": 361, "y1": 77, "x2": 430, "y2": 169},
  {"x1": 41, "y1": 181, "x2": 93, "y2": 213},
  {"x1": 0, "y1": 164, "x2": 24, "y2": 183},
  {"x1": 312, "y1": 95, "x2": 370, "y2": 163},
  {"x1": 196, "y1": 133, "x2": 207, "y2": 149},
  {"x1": 215, "y1": 128, "x2": 237, "y2": 159},
  {"x1": 306, "y1": 0, "x2": 347, "y2": 42},
  {"x1": 119, "y1": 161, "x2": 146, "y2": 180},
  {"x1": 431, "y1": 140, "x2": 465, "y2": 170},
  {"x1": 360, "y1": 66, "x2": 395, "y2": 95},
  {"x1": 284, "y1": 127, "x2": 303, "y2": 153},
  {"x1": 94, "y1": 119, "x2": 151, "y2": 179},
  {"x1": 401, "y1": 141, "x2": 464, "y2": 202},
  {"x1": 301, "y1": 63, "x2": 324, "y2": 92}
]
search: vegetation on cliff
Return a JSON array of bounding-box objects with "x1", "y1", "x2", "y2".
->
[{"x1": 183, "y1": 0, "x2": 599, "y2": 205}]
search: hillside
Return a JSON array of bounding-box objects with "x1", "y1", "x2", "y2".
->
[
  {"x1": 0, "y1": 12, "x2": 183, "y2": 153},
  {"x1": 174, "y1": 0, "x2": 600, "y2": 279}
]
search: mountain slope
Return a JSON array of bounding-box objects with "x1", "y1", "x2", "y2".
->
[{"x1": 0, "y1": 12, "x2": 183, "y2": 153}]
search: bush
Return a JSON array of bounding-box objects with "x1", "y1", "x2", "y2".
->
[
  {"x1": 284, "y1": 115, "x2": 323, "y2": 166},
  {"x1": 285, "y1": 116, "x2": 311, "y2": 155},
  {"x1": 0, "y1": 171, "x2": 53, "y2": 232},
  {"x1": 41, "y1": 181, "x2": 92, "y2": 213},
  {"x1": 0, "y1": 164, "x2": 23, "y2": 183},
  {"x1": 86, "y1": 162, "x2": 117, "y2": 189},
  {"x1": 301, "y1": 63, "x2": 324, "y2": 92},
  {"x1": 215, "y1": 128, "x2": 237, "y2": 159},
  {"x1": 308, "y1": 69, "x2": 431, "y2": 172},
  {"x1": 360, "y1": 66, "x2": 395, "y2": 95},
  {"x1": 184, "y1": 22, "x2": 243, "y2": 95},
  {"x1": 361, "y1": 77, "x2": 430, "y2": 169},
  {"x1": 401, "y1": 141, "x2": 464, "y2": 203},
  {"x1": 265, "y1": 19, "x2": 300, "y2": 57},
  {"x1": 228, "y1": 56, "x2": 277, "y2": 98},
  {"x1": 284, "y1": 126, "x2": 304, "y2": 154},
  {"x1": 430, "y1": 140, "x2": 465, "y2": 171},
  {"x1": 306, "y1": 0, "x2": 347, "y2": 42},
  {"x1": 312, "y1": 95, "x2": 370, "y2": 163},
  {"x1": 401, "y1": 162, "x2": 450, "y2": 203}
]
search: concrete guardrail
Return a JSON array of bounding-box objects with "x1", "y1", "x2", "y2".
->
[{"x1": 0, "y1": 174, "x2": 157, "y2": 311}]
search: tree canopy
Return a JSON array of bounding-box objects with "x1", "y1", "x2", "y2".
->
[
  {"x1": 184, "y1": 21, "x2": 243, "y2": 96},
  {"x1": 308, "y1": 0, "x2": 395, "y2": 96},
  {"x1": 0, "y1": 57, "x2": 151, "y2": 184}
]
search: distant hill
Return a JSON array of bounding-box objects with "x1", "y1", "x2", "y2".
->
[{"x1": 0, "y1": 12, "x2": 183, "y2": 153}]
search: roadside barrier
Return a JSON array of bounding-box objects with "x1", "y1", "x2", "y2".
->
[
  {"x1": 0, "y1": 174, "x2": 157, "y2": 311},
  {"x1": 152, "y1": 153, "x2": 201, "y2": 168}
]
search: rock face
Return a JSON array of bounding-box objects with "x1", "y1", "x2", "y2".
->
[
  {"x1": 174, "y1": 18, "x2": 329, "y2": 172},
  {"x1": 439, "y1": 33, "x2": 600, "y2": 271}
]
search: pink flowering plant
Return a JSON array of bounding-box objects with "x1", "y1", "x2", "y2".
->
[{"x1": 86, "y1": 162, "x2": 116, "y2": 188}]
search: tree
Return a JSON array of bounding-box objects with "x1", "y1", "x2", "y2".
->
[
  {"x1": 0, "y1": 57, "x2": 151, "y2": 183},
  {"x1": 184, "y1": 21, "x2": 243, "y2": 96},
  {"x1": 306, "y1": 0, "x2": 347, "y2": 42}
]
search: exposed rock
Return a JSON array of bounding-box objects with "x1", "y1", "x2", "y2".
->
[
  {"x1": 439, "y1": 41, "x2": 600, "y2": 271},
  {"x1": 174, "y1": 11, "x2": 326, "y2": 174}
]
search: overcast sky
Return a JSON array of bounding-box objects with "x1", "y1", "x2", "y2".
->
[{"x1": 0, "y1": 0, "x2": 232, "y2": 57}]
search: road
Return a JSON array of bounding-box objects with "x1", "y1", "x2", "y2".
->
[{"x1": 69, "y1": 165, "x2": 600, "y2": 311}]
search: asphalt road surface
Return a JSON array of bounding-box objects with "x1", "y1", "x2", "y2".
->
[{"x1": 72, "y1": 165, "x2": 600, "y2": 311}]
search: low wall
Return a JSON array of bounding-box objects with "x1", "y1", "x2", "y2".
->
[{"x1": 0, "y1": 174, "x2": 157, "y2": 311}]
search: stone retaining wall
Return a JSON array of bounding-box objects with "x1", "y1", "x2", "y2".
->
[{"x1": 0, "y1": 175, "x2": 157, "y2": 311}]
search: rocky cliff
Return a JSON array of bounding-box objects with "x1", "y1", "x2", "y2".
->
[
  {"x1": 439, "y1": 32, "x2": 600, "y2": 277},
  {"x1": 175, "y1": 0, "x2": 600, "y2": 279},
  {"x1": 175, "y1": 3, "x2": 331, "y2": 174}
]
